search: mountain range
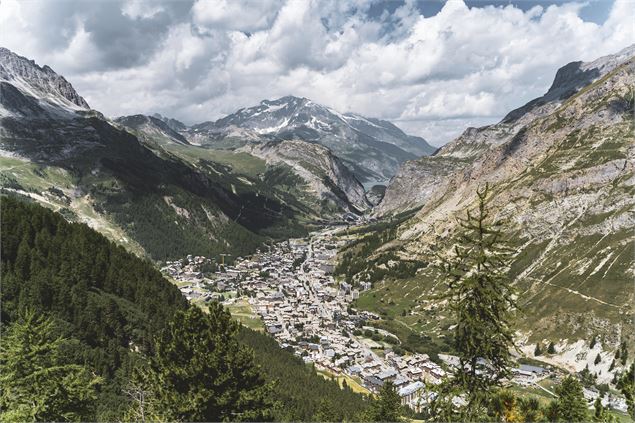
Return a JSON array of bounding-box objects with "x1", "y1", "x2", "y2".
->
[
  {"x1": 0, "y1": 47, "x2": 307, "y2": 261},
  {"x1": 1, "y1": 43, "x2": 633, "y2": 381},
  {"x1": 0, "y1": 46, "x2": 432, "y2": 262}
]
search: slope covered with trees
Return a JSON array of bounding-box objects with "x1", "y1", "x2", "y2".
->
[
  {"x1": 0, "y1": 197, "x2": 371, "y2": 421},
  {"x1": 238, "y1": 327, "x2": 371, "y2": 421},
  {"x1": 1, "y1": 195, "x2": 189, "y2": 419}
]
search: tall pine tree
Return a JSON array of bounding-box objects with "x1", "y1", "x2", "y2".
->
[
  {"x1": 0, "y1": 310, "x2": 102, "y2": 422},
  {"x1": 435, "y1": 184, "x2": 518, "y2": 419},
  {"x1": 364, "y1": 381, "x2": 403, "y2": 422},
  {"x1": 547, "y1": 376, "x2": 589, "y2": 422},
  {"x1": 617, "y1": 363, "x2": 634, "y2": 419}
]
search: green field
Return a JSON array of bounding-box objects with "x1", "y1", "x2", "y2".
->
[
  {"x1": 160, "y1": 143, "x2": 267, "y2": 178},
  {"x1": 316, "y1": 368, "x2": 371, "y2": 395},
  {"x1": 226, "y1": 298, "x2": 264, "y2": 331}
]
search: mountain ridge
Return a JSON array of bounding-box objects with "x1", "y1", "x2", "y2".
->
[
  {"x1": 184, "y1": 95, "x2": 435, "y2": 183},
  {"x1": 376, "y1": 44, "x2": 635, "y2": 215},
  {"x1": 0, "y1": 48, "x2": 311, "y2": 261},
  {"x1": 0, "y1": 47, "x2": 89, "y2": 113},
  {"x1": 342, "y1": 47, "x2": 634, "y2": 379}
]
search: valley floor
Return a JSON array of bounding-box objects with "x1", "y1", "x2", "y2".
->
[{"x1": 162, "y1": 224, "x2": 630, "y2": 415}]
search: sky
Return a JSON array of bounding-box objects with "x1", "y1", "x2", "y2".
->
[{"x1": 0, "y1": 0, "x2": 632, "y2": 146}]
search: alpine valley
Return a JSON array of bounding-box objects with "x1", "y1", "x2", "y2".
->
[{"x1": 1, "y1": 39, "x2": 634, "y2": 422}]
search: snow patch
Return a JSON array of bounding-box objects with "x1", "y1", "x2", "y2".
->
[{"x1": 254, "y1": 118, "x2": 290, "y2": 134}]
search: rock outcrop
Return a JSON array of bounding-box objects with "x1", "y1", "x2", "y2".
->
[{"x1": 243, "y1": 139, "x2": 370, "y2": 214}]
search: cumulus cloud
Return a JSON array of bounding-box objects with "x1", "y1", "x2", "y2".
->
[
  {"x1": 192, "y1": 0, "x2": 282, "y2": 32},
  {"x1": 0, "y1": 0, "x2": 632, "y2": 144}
]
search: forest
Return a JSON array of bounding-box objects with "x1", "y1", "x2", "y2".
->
[{"x1": 0, "y1": 197, "x2": 372, "y2": 421}]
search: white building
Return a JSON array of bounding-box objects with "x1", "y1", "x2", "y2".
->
[{"x1": 399, "y1": 381, "x2": 425, "y2": 412}]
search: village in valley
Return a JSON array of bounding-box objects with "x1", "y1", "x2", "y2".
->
[{"x1": 161, "y1": 228, "x2": 628, "y2": 414}]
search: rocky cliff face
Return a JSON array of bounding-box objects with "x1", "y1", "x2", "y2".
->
[
  {"x1": 242, "y1": 139, "x2": 370, "y2": 214},
  {"x1": 366, "y1": 184, "x2": 386, "y2": 206},
  {"x1": 347, "y1": 46, "x2": 635, "y2": 374},
  {"x1": 0, "y1": 47, "x2": 89, "y2": 114},
  {"x1": 373, "y1": 155, "x2": 468, "y2": 215},
  {"x1": 115, "y1": 114, "x2": 190, "y2": 145},
  {"x1": 151, "y1": 113, "x2": 187, "y2": 132},
  {"x1": 377, "y1": 44, "x2": 635, "y2": 216}
]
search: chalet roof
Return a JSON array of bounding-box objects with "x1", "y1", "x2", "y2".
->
[
  {"x1": 377, "y1": 369, "x2": 398, "y2": 380},
  {"x1": 399, "y1": 381, "x2": 424, "y2": 397}
]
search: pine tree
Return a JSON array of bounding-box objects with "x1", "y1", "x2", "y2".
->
[
  {"x1": 365, "y1": 382, "x2": 403, "y2": 422},
  {"x1": 518, "y1": 396, "x2": 543, "y2": 422},
  {"x1": 617, "y1": 363, "x2": 634, "y2": 419},
  {"x1": 620, "y1": 342, "x2": 629, "y2": 366},
  {"x1": 437, "y1": 184, "x2": 517, "y2": 419},
  {"x1": 134, "y1": 303, "x2": 275, "y2": 422},
  {"x1": 590, "y1": 335, "x2": 598, "y2": 349},
  {"x1": 592, "y1": 396, "x2": 616, "y2": 422},
  {"x1": 314, "y1": 398, "x2": 340, "y2": 422},
  {"x1": 595, "y1": 353, "x2": 602, "y2": 365},
  {"x1": 488, "y1": 390, "x2": 520, "y2": 422},
  {"x1": 534, "y1": 342, "x2": 542, "y2": 356},
  {"x1": 548, "y1": 341, "x2": 556, "y2": 354},
  {"x1": 0, "y1": 310, "x2": 101, "y2": 421},
  {"x1": 549, "y1": 376, "x2": 589, "y2": 422}
]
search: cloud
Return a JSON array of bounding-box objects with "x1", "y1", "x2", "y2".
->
[
  {"x1": 0, "y1": 0, "x2": 632, "y2": 144},
  {"x1": 192, "y1": 0, "x2": 282, "y2": 32}
]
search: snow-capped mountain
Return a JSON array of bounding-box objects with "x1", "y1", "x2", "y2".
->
[
  {"x1": 0, "y1": 47, "x2": 89, "y2": 118},
  {"x1": 187, "y1": 96, "x2": 436, "y2": 182}
]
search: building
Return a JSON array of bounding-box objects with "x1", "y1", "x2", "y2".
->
[
  {"x1": 399, "y1": 381, "x2": 425, "y2": 412},
  {"x1": 518, "y1": 364, "x2": 548, "y2": 377},
  {"x1": 377, "y1": 369, "x2": 398, "y2": 382},
  {"x1": 364, "y1": 375, "x2": 384, "y2": 391}
]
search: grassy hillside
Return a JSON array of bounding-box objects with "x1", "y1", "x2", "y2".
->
[{"x1": 0, "y1": 116, "x2": 310, "y2": 262}]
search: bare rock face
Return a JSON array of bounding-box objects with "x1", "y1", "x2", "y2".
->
[
  {"x1": 242, "y1": 139, "x2": 370, "y2": 214},
  {"x1": 0, "y1": 47, "x2": 89, "y2": 114},
  {"x1": 374, "y1": 155, "x2": 468, "y2": 215},
  {"x1": 366, "y1": 184, "x2": 386, "y2": 206},
  {"x1": 115, "y1": 114, "x2": 190, "y2": 145},
  {"x1": 377, "y1": 44, "x2": 635, "y2": 216}
]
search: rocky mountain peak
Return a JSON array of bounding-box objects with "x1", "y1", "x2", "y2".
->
[
  {"x1": 188, "y1": 95, "x2": 435, "y2": 183},
  {"x1": 502, "y1": 43, "x2": 634, "y2": 124},
  {"x1": 0, "y1": 47, "x2": 89, "y2": 110},
  {"x1": 151, "y1": 113, "x2": 188, "y2": 132}
]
